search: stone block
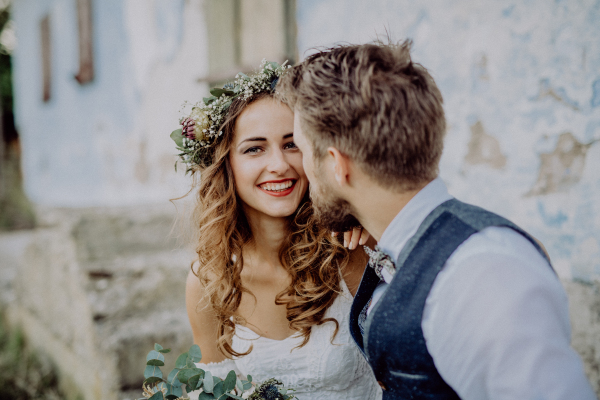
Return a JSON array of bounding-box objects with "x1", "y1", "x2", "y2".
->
[
  {"x1": 2, "y1": 205, "x2": 196, "y2": 400},
  {"x1": 563, "y1": 279, "x2": 600, "y2": 394}
]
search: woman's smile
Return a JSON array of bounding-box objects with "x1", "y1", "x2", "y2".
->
[{"x1": 258, "y1": 179, "x2": 297, "y2": 197}]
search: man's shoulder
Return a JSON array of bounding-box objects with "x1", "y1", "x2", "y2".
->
[{"x1": 449, "y1": 225, "x2": 552, "y2": 277}]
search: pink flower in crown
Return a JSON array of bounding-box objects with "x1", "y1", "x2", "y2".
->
[{"x1": 181, "y1": 107, "x2": 211, "y2": 141}]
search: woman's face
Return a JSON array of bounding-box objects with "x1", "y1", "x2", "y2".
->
[{"x1": 229, "y1": 97, "x2": 308, "y2": 220}]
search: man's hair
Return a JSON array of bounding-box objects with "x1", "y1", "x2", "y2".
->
[{"x1": 277, "y1": 40, "x2": 446, "y2": 190}]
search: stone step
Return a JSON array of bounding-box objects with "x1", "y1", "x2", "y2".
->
[
  {"x1": 95, "y1": 309, "x2": 194, "y2": 391},
  {"x1": 83, "y1": 249, "x2": 195, "y2": 321}
]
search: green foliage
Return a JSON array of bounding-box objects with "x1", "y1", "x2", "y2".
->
[
  {"x1": 140, "y1": 344, "x2": 296, "y2": 400},
  {"x1": 0, "y1": 311, "x2": 65, "y2": 399}
]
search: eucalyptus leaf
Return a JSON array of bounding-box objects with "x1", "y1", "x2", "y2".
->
[
  {"x1": 177, "y1": 368, "x2": 203, "y2": 384},
  {"x1": 144, "y1": 365, "x2": 163, "y2": 380},
  {"x1": 170, "y1": 129, "x2": 184, "y2": 147},
  {"x1": 203, "y1": 370, "x2": 214, "y2": 393},
  {"x1": 175, "y1": 353, "x2": 188, "y2": 369},
  {"x1": 146, "y1": 359, "x2": 165, "y2": 367},
  {"x1": 154, "y1": 343, "x2": 163, "y2": 351},
  {"x1": 242, "y1": 381, "x2": 252, "y2": 391},
  {"x1": 236, "y1": 378, "x2": 243, "y2": 393},
  {"x1": 165, "y1": 383, "x2": 183, "y2": 399},
  {"x1": 167, "y1": 368, "x2": 182, "y2": 387},
  {"x1": 238, "y1": 72, "x2": 248, "y2": 78},
  {"x1": 212, "y1": 381, "x2": 224, "y2": 398},
  {"x1": 143, "y1": 376, "x2": 163, "y2": 386},
  {"x1": 146, "y1": 350, "x2": 165, "y2": 362},
  {"x1": 198, "y1": 392, "x2": 216, "y2": 400},
  {"x1": 185, "y1": 356, "x2": 196, "y2": 368},
  {"x1": 188, "y1": 344, "x2": 202, "y2": 362},
  {"x1": 187, "y1": 373, "x2": 204, "y2": 391},
  {"x1": 148, "y1": 392, "x2": 164, "y2": 400},
  {"x1": 246, "y1": 375, "x2": 252, "y2": 383},
  {"x1": 158, "y1": 349, "x2": 171, "y2": 354},
  {"x1": 223, "y1": 370, "x2": 236, "y2": 392}
]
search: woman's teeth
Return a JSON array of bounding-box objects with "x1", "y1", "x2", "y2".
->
[{"x1": 261, "y1": 180, "x2": 294, "y2": 192}]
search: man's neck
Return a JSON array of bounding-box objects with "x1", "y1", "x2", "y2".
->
[{"x1": 350, "y1": 181, "x2": 428, "y2": 242}]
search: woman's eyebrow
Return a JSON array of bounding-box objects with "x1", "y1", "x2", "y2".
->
[
  {"x1": 240, "y1": 137, "x2": 266, "y2": 144},
  {"x1": 283, "y1": 133, "x2": 293, "y2": 139}
]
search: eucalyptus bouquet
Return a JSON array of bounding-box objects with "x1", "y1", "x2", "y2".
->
[{"x1": 140, "y1": 344, "x2": 296, "y2": 400}]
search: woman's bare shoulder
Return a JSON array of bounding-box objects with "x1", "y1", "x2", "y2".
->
[{"x1": 185, "y1": 260, "x2": 226, "y2": 363}]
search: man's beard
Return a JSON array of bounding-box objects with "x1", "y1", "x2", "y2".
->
[{"x1": 310, "y1": 184, "x2": 360, "y2": 232}]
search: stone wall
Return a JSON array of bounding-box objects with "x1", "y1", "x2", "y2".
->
[{"x1": 2, "y1": 205, "x2": 194, "y2": 400}]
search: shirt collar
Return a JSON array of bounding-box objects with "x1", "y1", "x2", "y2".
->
[{"x1": 378, "y1": 177, "x2": 453, "y2": 276}]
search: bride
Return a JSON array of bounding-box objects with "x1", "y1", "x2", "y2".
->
[{"x1": 179, "y1": 61, "x2": 382, "y2": 400}]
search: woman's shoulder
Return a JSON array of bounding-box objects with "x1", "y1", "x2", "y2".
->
[{"x1": 185, "y1": 260, "x2": 227, "y2": 363}]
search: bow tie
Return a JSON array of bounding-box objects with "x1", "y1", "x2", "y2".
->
[{"x1": 363, "y1": 245, "x2": 397, "y2": 281}]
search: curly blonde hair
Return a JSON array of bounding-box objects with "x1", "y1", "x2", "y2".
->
[{"x1": 190, "y1": 92, "x2": 350, "y2": 358}]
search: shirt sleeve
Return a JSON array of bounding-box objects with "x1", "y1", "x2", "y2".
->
[{"x1": 421, "y1": 227, "x2": 596, "y2": 400}]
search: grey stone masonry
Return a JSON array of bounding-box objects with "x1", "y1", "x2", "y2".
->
[{"x1": 1, "y1": 205, "x2": 195, "y2": 400}]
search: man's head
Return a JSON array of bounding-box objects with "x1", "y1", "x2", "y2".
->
[{"x1": 277, "y1": 40, "x2": 446, "y2": 231}]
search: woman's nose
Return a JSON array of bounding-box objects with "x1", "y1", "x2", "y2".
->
[{"x1": 267, "y1": 149, "x2": 290, "y2": 175}]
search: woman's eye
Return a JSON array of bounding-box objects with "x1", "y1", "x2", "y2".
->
[
  {"x1": 284, "y1": 141, "x2": 298, "y2": 150},
  {"x1": 244, "y1": 147, "x2": 262, "y2": 154}
]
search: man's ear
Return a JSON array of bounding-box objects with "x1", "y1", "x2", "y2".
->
[{"x1": 327, "y1": 147, "x2": 351, "y2": 186}]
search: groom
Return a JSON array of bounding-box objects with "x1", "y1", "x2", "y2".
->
[{"x1": 277, "y1": 41, "x2": 595, "y2": 399}]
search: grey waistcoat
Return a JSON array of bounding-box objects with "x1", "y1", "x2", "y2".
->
[{"x1": 349, "y1": 199, "x2": 552, "y2": 399}]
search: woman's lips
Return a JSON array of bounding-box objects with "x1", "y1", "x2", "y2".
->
[{"x1": 258, "y1": 180, "x2": 297, "y2": 197}]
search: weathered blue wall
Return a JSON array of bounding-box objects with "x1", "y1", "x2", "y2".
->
[
  {"x1": 296, "y1": 0, "x2": 600, "y2": 283},
  {"x1": 12, "y1": 0, "x2": 206, "y2": 207}
]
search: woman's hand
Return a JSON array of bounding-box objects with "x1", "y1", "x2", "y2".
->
[{"x1": 333, "y1": 227, "x2": 370, "y2": 250}]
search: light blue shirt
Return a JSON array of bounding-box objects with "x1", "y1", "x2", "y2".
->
[{"x1": 367, "y1": 177, "x2": 595, "y2": 400}]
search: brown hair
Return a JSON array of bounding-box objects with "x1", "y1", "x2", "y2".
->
[
  {"x1": 190, "y1": 92, "x2": 349, "y2": 357},
  {"x1": 277, "y1": 40, "x2": 446, "y2": 190}
]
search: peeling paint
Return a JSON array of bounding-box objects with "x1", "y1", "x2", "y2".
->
[
  {"x1": 527, "y1": 132, "x2": 595, "y2": 196},
  {"x1": 464, "y1": 120, "x2": 507, "y2": 169},
  {"x1": 537, "y1": 201, "x2": 568, "y2": 228},
  {"x1": 535, "y1": 78, "x2": 582, "y2": 111}
]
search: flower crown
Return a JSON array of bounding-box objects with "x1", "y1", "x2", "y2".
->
[{"x1": 170, "y1": 59, "x2": 291, "y2": 172}]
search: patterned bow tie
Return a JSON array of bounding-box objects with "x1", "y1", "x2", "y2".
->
[{"x1": 363, "y1": 245, "x2": 397, "y2": 281}]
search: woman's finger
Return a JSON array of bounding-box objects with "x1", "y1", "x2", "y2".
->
[
  {"x1": 348, "y1": 226, "x2": 362, "y2": 250},
  {"x1": 343, "y1": 231, "x2": 351, "y2": 248},
  {"x1": 359, "y1": 229, "x2": 370, "y2": 245}
]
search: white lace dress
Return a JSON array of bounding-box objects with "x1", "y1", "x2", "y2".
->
[{"x1": 190, "y1": 280, "x2": 382, "y2": 400}]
